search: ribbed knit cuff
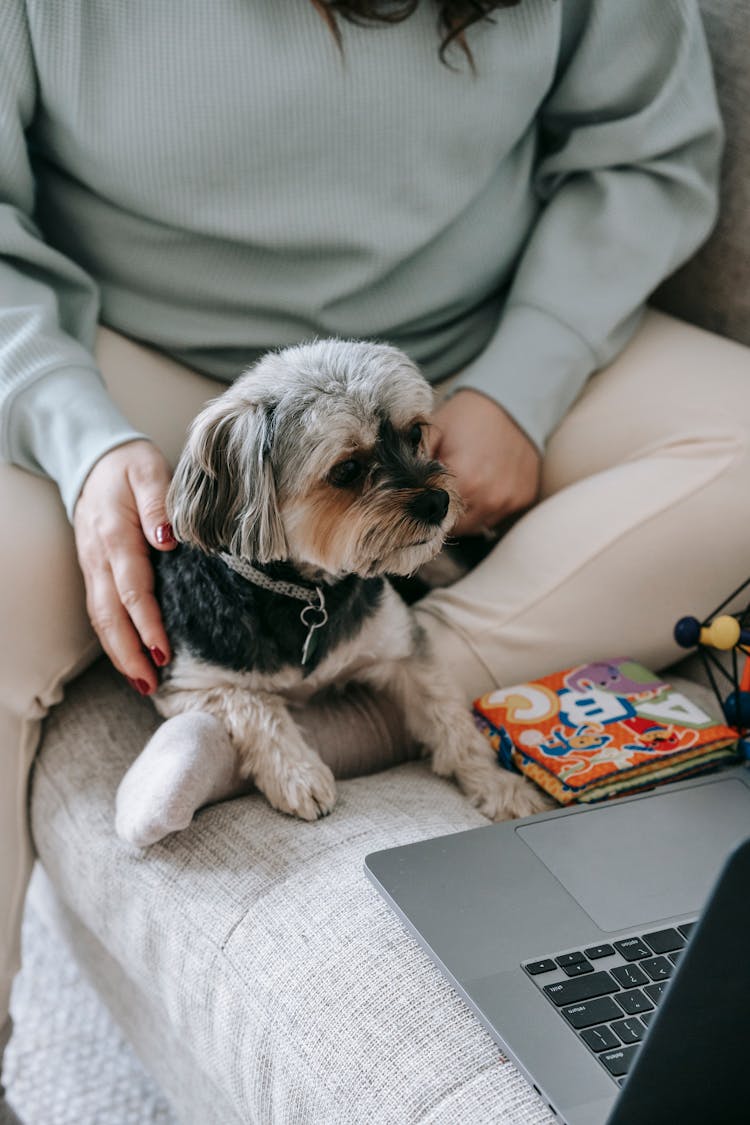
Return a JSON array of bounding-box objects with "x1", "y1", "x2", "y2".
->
[
  {"x1": 449, "y1": 303, "x2": 599, "y2": 450},
  {"x1": 5, "y1": 366, "x2": 147, "y2": 520}
]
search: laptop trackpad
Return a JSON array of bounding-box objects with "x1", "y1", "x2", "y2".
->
[{"x1": 516, "y1": 778, "x2": 750, "y2": 932}]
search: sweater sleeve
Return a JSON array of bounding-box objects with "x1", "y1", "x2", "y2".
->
[
  {"x1": 0, "y1": 0, "x2": 146, "y2": 519},
  {"x1": 450, "y1": 0, "x2": 723, "y2": 450}
]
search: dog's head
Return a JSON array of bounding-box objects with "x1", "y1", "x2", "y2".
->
[{"x1": 168, "y1": 339, "x2": 461, "y2": 577}]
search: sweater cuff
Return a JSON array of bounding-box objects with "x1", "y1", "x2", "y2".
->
[
  {"x1": 5, "y1": 366, "x2": 147, "y2": 520},
  {"x1": 449, "y1": 303, "x2": 599, "y2": 450}
]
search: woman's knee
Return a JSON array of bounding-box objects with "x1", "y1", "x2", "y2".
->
[{"x1": 543, "y1": 310, "x2": 750, "y2": 496}]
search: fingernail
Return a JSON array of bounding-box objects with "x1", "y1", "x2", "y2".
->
[
  {"x1": 149, "y1": 646, "x2": 168, "y2": 667},
  {"x1": 155, "y1": 522, "x2": 175, "y2": 545},
  {"x1": 127, "y1": 677, "x2": 152, "y2": 696}
]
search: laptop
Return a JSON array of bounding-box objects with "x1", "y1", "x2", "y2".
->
[{"x1": 364, "y1": 767, "x2": 750, "y2": 1124}]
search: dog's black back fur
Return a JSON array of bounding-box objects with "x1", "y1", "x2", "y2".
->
[{"x1": 155, "y1": 546, "x2": 385, "y2": 678}]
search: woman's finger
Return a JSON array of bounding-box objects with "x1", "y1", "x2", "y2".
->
[
  {"x1": 127, "y1": 451, "x2": 176, "y2": 551},
  {"x1": 83, "y1": 559, "x2": 158, "y2": 692},
  {"x1": 108, "y1": 537, "x2": 171, "y2": 669}
]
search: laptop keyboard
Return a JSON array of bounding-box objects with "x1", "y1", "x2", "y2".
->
[{"x1": 522, "y1": 922, "x2": 696, "y2": 1082}]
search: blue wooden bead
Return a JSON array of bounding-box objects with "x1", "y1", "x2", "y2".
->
[
  {"x1": 674, "y1": 615, "x2": 701, "y2": 648},
  {"x1": 723, "y1": 691, "x2": 750, "y2": 728}
]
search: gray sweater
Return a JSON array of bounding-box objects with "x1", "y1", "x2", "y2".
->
[{"x1": 0, "y1": 0, "x2": 722, "y2": 516}]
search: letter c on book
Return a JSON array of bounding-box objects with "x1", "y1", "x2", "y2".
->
[{"x1": 485, "y1": 684, "x2": 559, "y2": 723}]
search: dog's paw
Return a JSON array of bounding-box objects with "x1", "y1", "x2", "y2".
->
[
  {"x1": 460, "y1": 758, "x2": 555, "y2": 822},
  {"x1": 267, "y1": 758, "x2": 338, "y2": 821},
  {"x1": 433, "y1": 718, "x2": 555, "y2": 822}
]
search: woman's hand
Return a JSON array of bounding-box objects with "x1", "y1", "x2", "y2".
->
[
  {"x1": 73, "y1": 439, "x2": 176, "y2": 695},
  {"x1": 427, "y1": 388, "x2": 542, "y2": 537}
]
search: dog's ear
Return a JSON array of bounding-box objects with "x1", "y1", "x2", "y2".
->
[{"x1": 168, "y1": 397, "x2": 288, "y2": 561}]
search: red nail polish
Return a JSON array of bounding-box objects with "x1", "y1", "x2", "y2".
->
[
  {"x1": 155, "y1": 522, "x2": 175, "y2": 545},
  {"x1": 150, "y1": 646, "x2": 168, "y2": 667},
  {"x1": 127, "y1": 677, "x2": 152, "y2": 696}
]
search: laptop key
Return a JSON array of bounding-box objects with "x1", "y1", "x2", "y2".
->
[
  {"x1": 562, "y1": 996, "x2": 622, "y2": 1029},
  {"x1": 525, "y1": 959, "x2": 557, "y2": 975},
  {"x1": 641, "y1": 1010, "x2": 655, "y2": 1027},
  {"x1": 613, "y1": 937, "x2": 651, "y2": 961},
  {"x1": 600, "y1": 1046, "x2": 639, "y2": 1077},
  {"x1": 641, "y1": 956, "x2": 673, "y2": 982},
  {"x1": 611, "y1": 1017, "x2": 644, "y2": 1044},
  {"x1": 668, "y1": 950, "x2": 683, "y2": 966},
  {"x1": 544, "y1": 972, "x2": 620, "y2": 1006},
  {"x1": 644, "y1": 981, "x2": 668, "y2": 1004},
  {"x1": 562, "y1": 959, "x2": 594, "y2": 977},
  {"x1": 611, "y1": 963, "x2": 649, "y2": 989},
  {"x1": 615, "y1": 989, "x2": 653, "y2": 1016},
  {"x1": 642, "y1": 927, "x2": 685, "y2": 954},
  {"x1": 584, "y1": 944, "x2": 615, "y2": 960},
  {"x1": 677, "y1": 922, "x2": 696, "y2": 939},
  {"x1": 580, "y1": 1025, "x2": 620, "y2": 1052},
  {"x1": 556, "y1": 951, "x2": 585, "y2": 968}
]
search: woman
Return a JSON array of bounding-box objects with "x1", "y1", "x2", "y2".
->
[{"x1": 2, "y1": 2, "x2": 747, "y2": 1116}]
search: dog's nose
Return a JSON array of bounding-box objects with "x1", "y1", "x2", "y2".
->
[{"x1": 409, "y1": 488, "x2": 450, "y2": 525}]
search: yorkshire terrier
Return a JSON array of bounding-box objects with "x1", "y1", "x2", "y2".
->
[{"x1": 115, "y1": 339, "x2": 548, "y2": 843}]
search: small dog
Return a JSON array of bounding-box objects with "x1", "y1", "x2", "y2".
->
[{"x1": 131, "y1": 339, "x2": 548, "y2": 827}]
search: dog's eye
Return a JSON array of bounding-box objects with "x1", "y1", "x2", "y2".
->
[
  {"x1": 408, "y1": 422, "x2": 423, "y2": 449},
  {"x1": 329, "y1": 459, "x2": 363, "y2": 487}
]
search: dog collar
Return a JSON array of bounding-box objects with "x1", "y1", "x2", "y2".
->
[{"x1": 218, "y1": 552, "x2": 328, "y2": 665}]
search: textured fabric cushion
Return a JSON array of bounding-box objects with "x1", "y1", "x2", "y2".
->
[
  {"x1": 31, "y1": 660, "x2": 554, "y2": 1125},
  {"x1": 652, "y1": 0, "x2": 750, "y2": 344}
]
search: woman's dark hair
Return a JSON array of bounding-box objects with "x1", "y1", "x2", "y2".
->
[{"x1": 310, "y1": 1, "x2": 523, "y2": 70}]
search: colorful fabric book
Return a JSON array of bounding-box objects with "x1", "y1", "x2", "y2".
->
[{"x1": 473, "y1": 658, "x2": 740, "y2": 805}]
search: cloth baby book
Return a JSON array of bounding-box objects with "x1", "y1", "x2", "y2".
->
[{"x1": 473, "y1": 658, "x2": 740, "y2": 804}]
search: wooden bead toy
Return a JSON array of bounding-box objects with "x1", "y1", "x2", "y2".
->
[{"x1": 675, "y1": 575, "x2": 750, "y2": 742}]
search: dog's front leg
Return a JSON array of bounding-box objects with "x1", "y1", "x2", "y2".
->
[
  {"x1": 188, "y1": 687, "x2": 337, "y2": 821},
  {"x1": 357, "y1": 650, "x2": 553, "y2": 822}
]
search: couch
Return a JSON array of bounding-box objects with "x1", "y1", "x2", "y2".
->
[{"x1": 26, "y1": 2, "x2": 749, "y2": 1122}]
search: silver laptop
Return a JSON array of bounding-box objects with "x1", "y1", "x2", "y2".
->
[{"x1": 364, "y1": 767, "x2": 750, "y2": 1124}]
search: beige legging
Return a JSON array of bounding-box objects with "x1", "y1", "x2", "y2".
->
[{"x1": 2, "y1": 309, "x2": 750, "y2": 1027}]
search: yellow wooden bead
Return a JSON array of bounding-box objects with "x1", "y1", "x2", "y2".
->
[{"x1": 700, "y1": 615, "x2": 741, "y2": 650}]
